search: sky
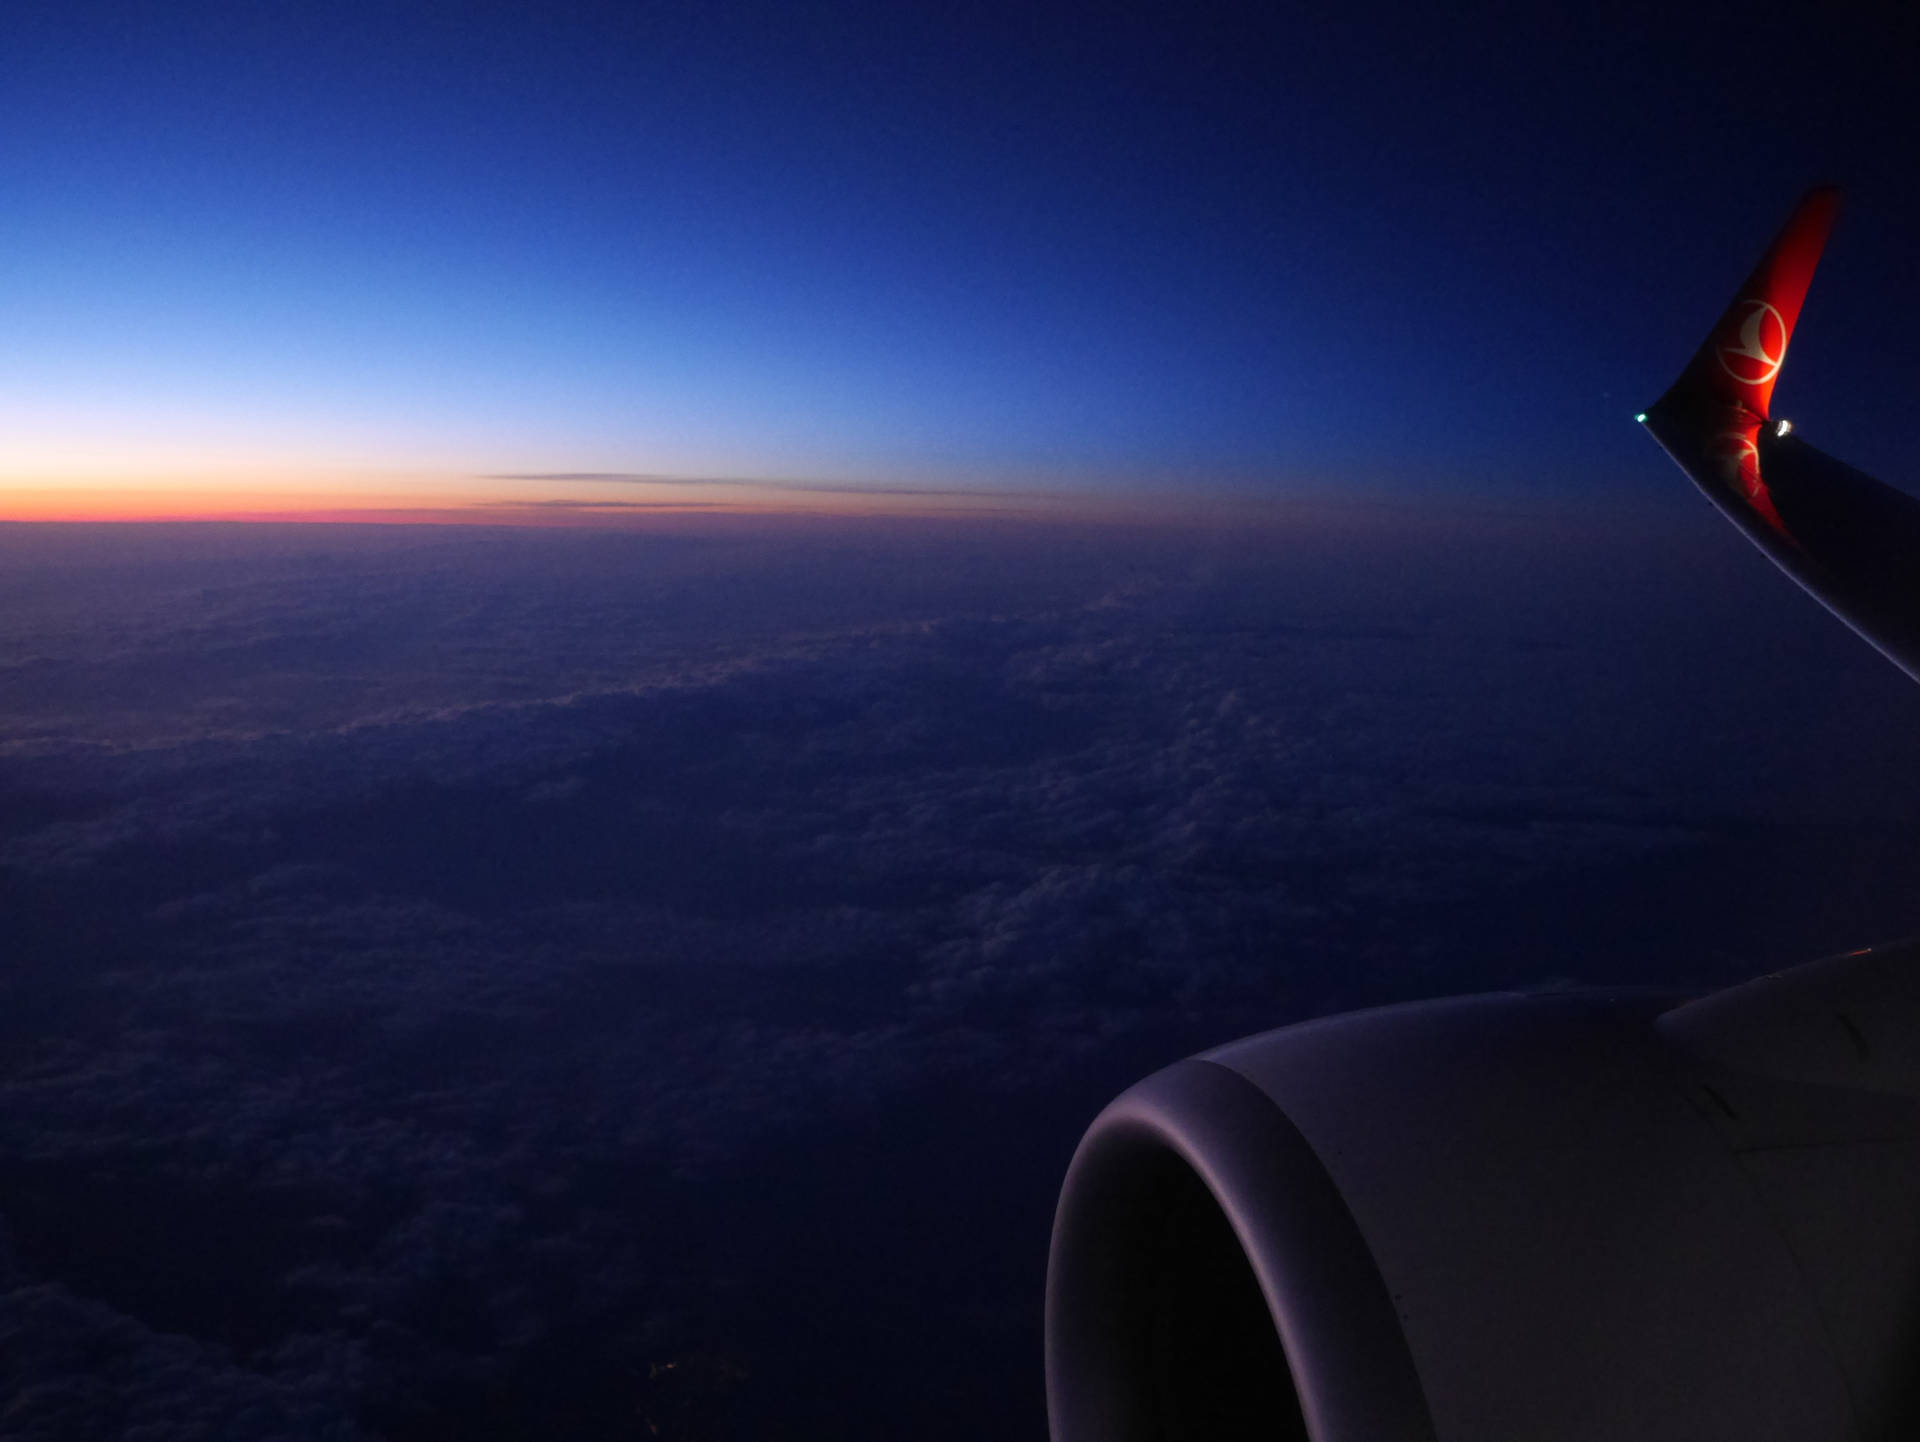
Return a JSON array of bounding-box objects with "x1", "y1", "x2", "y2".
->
[{"x1": 4, "y1": 0, "x2": 1917, "y2": 519}]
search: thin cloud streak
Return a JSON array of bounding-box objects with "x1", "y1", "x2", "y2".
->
[
  {"x1": 481, "y1": 472, "x2": 1025, "y2": 500},
  {"x1": 483, "y1": 498, "x2": 737, "y2": 511}
]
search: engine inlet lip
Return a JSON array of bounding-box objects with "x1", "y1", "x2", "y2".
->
[{"x1": 1046, "y1": 1056, "x2": 1437, "y2": 1442}]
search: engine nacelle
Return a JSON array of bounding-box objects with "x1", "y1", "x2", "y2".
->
[{"x1": 1046, "y1": 944, "x2": 1920, "y2": 1441}]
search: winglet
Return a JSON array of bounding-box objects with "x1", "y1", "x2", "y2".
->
[
  {"x1": 1654, "y1": 186, "x2": 1842, "y2": 423},
  {"x1": 1640, "y1": 186, "x2": 1920, "y2": 687}
]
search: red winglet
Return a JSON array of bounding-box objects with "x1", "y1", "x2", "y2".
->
[{"x1": 1660, "y1": 186, "x2": 1842, "y2": 422}]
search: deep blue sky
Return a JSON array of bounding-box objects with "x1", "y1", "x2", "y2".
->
[{"x1": 3, "y1": 0, "x2": 1916, "y2": 503}]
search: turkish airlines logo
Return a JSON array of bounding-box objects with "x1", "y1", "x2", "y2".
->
[{"x1": 1717, "y1": 299, "x2": 1787, "y2": 386}]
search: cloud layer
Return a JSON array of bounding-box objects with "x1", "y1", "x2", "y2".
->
[{"x1": 4, "y1": 511, "x2": 1920, "y2": 1437}]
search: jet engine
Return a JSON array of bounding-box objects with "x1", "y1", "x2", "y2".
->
[{"x1": 1046, "y1": 944, "x2": 1920, "y2": 1441}]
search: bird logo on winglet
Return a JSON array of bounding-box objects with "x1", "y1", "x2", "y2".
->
[{"x1": 1717, "y1": 299, "x2": 1787, "y2": 386}]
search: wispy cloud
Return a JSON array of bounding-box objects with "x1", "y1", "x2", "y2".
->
[
  {"x1": 477, "y1": 497, "x2": 734, "y2": 511},
  {"x1": 481, "y1": 471, "x2": 1011, "y2": 500}
]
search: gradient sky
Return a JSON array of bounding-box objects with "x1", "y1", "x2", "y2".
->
[{"x1": 4, "y1": 0, "x2": 1917, "y2": 517}]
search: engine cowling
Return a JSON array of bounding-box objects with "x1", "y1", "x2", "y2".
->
[{"x1": 1046, "y1": 944, "x2": 1920, "y2": 1441}]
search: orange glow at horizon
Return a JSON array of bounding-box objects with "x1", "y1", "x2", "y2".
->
[
  {"x1": 0, "y1": 470, "x2": 1101, "y2": 527},
  {"x1": 0, "y1": 487, "x2": 762, "y2": 525}
]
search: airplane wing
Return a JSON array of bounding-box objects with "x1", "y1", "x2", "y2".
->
[
  {"x1": 1642, "y1": 186, "x2": 1920, "y2": 682},
  {"x1": 1044, "y1": 192, "x2": 1920, "y2": 1442}
]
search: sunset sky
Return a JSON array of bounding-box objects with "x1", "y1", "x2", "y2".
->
[
  {"x1": 10, "y1": 7, "x2": 1920, "y2": 1437},
  {"x1": 7, "y1": 1, "x2": 1917, "y2": 522}
]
